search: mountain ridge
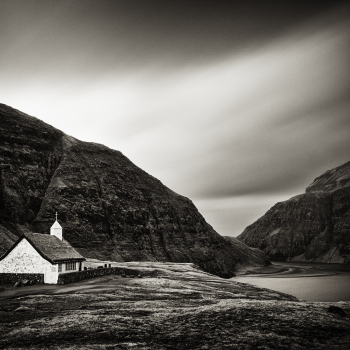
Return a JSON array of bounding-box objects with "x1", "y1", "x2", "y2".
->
[
  {"x1": 238, "y1": 160, "x2": 350, "y2": 263},
  {"x1": 0, "y1": 103, "x2": 269, "y2": 277}
]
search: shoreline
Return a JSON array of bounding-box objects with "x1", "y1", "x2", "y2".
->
[
  {"x1": 236, "y1": 261, "x2": 350, "y2": 278},
  {"x1": 234, "y1": 261, "x2": 350, "y2": 302}
]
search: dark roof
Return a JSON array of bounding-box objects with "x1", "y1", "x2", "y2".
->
[{"x1": 0, "y1": 233, "x2": 85, "y2": 264}]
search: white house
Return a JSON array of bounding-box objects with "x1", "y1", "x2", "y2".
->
[{"x1": 0, "y1": 218, "x2": 85, "y2": 284}]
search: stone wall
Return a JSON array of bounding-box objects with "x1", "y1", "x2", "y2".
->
[
  {"x1": 0, "y1": 273, "x2": 44, "y2": 284},
  {"x1": 57, "y1": 266, "x2": 142, "y2": 284},
  {"x1": 0, "y1": 238, "x2": 52, "y2": 273}
]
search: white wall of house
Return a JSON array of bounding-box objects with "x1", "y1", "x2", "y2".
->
[
  {"x1": 0, "y1": 238, "x2": 52, "y2": 274},
  {"x1": 44, "y1": 265, "x2": 58, "y2": 284}
]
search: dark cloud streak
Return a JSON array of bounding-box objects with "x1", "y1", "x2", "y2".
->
[{"x1": 2, "y1": 0, "x2": 349, "y2": 71}]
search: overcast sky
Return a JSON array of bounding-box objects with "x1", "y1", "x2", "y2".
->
[{"x1": 1, "y1": 1, "x2": 350, "y2": 237}]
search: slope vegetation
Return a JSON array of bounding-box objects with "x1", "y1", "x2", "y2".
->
[
  {"x1": 0, "y1": 104, "x2": 268, "y2": 277},
  {"x1": 238, "y1": 161, "x2": 350, "y2": 263}
]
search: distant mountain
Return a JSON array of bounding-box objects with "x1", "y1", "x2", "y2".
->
[
  {"x1": 238, "y1": 161, "x2": 350, "y2": 263},
  {"x1": 0, "y1": 103, "x2": 269, "y2": 277},
  {"x1": 223, "y1": 236, "x2": 270, "y2": 269}
]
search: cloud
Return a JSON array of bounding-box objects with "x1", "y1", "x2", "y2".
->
[
  {"x1": 194, "y1": 193, "x2": 295, "y2": 237},
  {"x1": 0, "y1": 2, "x2": 349, "y2": 237},
  {"x1": 117, "y1": 11, "x2": 350, "y2": 199}
]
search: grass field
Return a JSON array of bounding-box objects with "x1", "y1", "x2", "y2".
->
[{"x1": 1, "y1": 262, "x2": 349, "y2": 349}]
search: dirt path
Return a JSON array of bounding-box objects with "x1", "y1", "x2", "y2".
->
[{"x1": 0, "y1": 276, "x2": 130, "y2": 300}]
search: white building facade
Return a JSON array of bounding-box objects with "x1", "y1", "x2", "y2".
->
[{"x1": 0, "y1": 219, "x2": 85, "y2": 284}]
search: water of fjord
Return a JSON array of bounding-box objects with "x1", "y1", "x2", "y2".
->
[{"x1": 234, "y1": 261, "x2": 350, "y2": 302}]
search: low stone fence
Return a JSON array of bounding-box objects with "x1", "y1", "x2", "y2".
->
[
  {"x1": 0, "y1": 273, "x2": 44, "y2": 284},
  {"x1": 57, "y1": 267, "x2": 142, "y2": 285},
  {"x1": 0, "y1": 267, "x2": 152, "y2": 286}
]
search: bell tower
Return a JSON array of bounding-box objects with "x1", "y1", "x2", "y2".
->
[{"x1": 50, "y1": 212, "x2": 63, "y2": 240}]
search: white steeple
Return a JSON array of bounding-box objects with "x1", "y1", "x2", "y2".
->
[{"x1": 50, "y1": 212, "x2": 63, "y2": 240}]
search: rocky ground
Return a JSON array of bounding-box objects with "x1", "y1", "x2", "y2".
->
[{"x1": 0, "y1": 263, "x2": 349, "y2": 349}]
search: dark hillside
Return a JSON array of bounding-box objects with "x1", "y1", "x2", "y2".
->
[
  {"x1": 0, "y1": 104, "x2": 268, "y2": 277},
  {"x1": 238, "y1": 161, "x2": 350, "y2": 263}
]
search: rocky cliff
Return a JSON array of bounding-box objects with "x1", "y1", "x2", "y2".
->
[
  {"x1": 0, "y1": 103, "x2": 269, "y2": 277},
  {"x1": 238, "y1": 161, "x2": 350, "y2": 263}
]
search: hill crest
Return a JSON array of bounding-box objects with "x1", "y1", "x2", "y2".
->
[{"x1": 0, "y1": 103, "x2": 269, "y2": 277}]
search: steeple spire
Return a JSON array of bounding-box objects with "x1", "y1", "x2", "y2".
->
[{"x1": 51, "y1": 212, "x2": 62, "y2": 240}]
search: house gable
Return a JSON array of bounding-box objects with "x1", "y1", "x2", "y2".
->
[
  {"x1": 0, "y1": 235, "x2": 55, "y2": 264},
  {"x1": 0, "y1": 238, "x2": 52, "y2": 274},
  {"x1": 0, "y1": 233, "x2": 85, "y2": 264}
]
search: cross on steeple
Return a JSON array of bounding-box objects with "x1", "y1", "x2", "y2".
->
[{"x1": 55, "y1": 212, "x2": 58, "y2": 221}]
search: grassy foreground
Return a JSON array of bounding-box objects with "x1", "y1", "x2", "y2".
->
[{"x1": 0, "y1": 262, "x2": 349, "y2": 349}]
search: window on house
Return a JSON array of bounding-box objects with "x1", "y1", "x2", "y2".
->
[
  {"x1": 66, "y1": 261, "x2": 76, "y2": 271},
  {"x1": 58, "y1": 263, "x2": 62, "y2": 272}
]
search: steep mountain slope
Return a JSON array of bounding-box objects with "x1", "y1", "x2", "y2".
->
[
  {"x1": 223, "y1": 236, "x2": 270, "y2": 269},
  {"x1": 0, "y1": 103, "x2": 268, "y2": 277},
  {"x1": 238, "y1": 161, "x2": 350, "y2": 263}
]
